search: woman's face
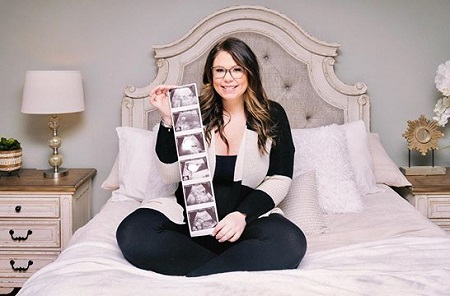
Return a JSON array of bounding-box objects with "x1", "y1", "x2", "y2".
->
[{"x1": 212, "y1": 51, "x2": 248, "y2": 104}]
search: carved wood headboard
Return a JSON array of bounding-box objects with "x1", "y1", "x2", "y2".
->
[{"x1": 122, "y1": 5, "x2": 370, "y2": 131}]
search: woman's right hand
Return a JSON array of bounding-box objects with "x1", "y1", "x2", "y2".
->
[{"x1": 149, "y1": 85, "x2": 176, "y2": 125}]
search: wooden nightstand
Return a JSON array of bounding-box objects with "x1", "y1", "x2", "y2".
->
[
  {"x1": 397, "y1": 168, "x2": 450, "y2": 234},
  {"x1": 0, "y1": 168, "x2": 96, "y2": 294}
]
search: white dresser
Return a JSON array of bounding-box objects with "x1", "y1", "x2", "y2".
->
[{"x1": 0, "y1": 168, "x2": 96, "y2": 294}]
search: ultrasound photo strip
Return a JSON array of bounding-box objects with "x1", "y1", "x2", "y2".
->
[{"x1": 168, "y1": 83, "x2": 219, "y2": 237}]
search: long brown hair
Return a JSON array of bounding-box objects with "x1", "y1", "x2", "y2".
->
[{"x1": 200, "y1": 37, "x2": 275, "y2": 154}]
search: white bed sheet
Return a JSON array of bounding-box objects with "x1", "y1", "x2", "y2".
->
[{"x1": 17, "y1": 185, "x2": 450, "y2": 296}]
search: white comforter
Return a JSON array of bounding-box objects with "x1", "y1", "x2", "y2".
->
[{"x1": 17, "y1": 186, "x2": 450, "y2": 296}]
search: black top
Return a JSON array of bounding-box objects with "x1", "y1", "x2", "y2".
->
[
  {"x1": 213, "y1": 155, "x2": 239, "y2": 219},
  {"x1": 157, "y1": 101, "x2": 294, "y2": 223}
]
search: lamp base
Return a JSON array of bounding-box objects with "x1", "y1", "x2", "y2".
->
[{"x1": 43, "y1": 168, "x2": 69, "y2": 179}]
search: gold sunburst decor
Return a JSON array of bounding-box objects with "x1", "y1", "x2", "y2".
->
[{"x1": 402, "y1": 115, "x2": 443, "y2": 156}]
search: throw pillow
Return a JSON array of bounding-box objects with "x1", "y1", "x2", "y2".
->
[
  {"x1": 342, "y1": 120, "x2": 380, "y2": 195},
  {"x1": 278, "y1": 170, "x2": 327, "y2": 237},
  {"x1": 113, "y1": 126, "x2": 177, "y2": 202},
  {"x1": 368, "y1": 133, "x2": 411, "y2": 187},
  {"x1": 292, "y1": 124, "x2": 363, "y2": 213}
]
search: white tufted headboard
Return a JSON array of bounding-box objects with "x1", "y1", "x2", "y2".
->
[{"x1": 122, "y1": 5, "x2": 370, "y2": 131}]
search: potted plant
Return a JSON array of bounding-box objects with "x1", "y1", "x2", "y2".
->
[{"x1": 0, "y1": 137, "x2": 22, "y2": 172}]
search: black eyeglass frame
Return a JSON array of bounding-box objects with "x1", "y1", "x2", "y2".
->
[{"x1": 211, "y1": 66, "x2": 245, "y2": 79}]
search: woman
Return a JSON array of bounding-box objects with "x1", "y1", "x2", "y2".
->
[{"x1": 116, "y1": 37, "x2": 307, "y2": 277}]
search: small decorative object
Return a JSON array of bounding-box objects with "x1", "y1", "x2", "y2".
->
[
  {"x1": 21, "y1": 71, "x2": 85, "y2": 179},
  {"x1": 0, "y1": 137, "x2": 22, "y2": 175},
  {"x1": 433, "y1": 60, "x2": 450, "y2": 126},
  {"x1": 401, "y1": 115, "x2": 445, "y2": 175},
  {"x1": 403, "y1": 115, "x2": 443, "y2": 155}
]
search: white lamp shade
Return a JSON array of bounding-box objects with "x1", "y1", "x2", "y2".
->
[{"x1": 21, "y1": 70, "x2": 85, "y2": 114}]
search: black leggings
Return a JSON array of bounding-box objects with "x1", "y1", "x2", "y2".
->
[{"x1": 116, "y1": 208, "x2": 307, "y2": 277}]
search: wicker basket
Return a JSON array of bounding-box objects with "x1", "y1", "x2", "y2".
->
[{"x1": 0, "y1": 149, "x2": 22, "y2": 172}]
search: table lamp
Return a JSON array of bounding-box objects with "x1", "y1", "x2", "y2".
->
[{"x1": 21, "y1": 70, "x2": 85, "y2": 178}]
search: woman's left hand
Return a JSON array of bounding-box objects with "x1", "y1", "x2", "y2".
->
[{"x1": 212, "y1": 211, "x2": 247, "y2": 243}]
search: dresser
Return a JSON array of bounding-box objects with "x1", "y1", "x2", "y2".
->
[
  {"x1": 0, "y1": 168, "x2": 96, "y2": 294},
  {"x1": 397, "y1": 168, "x2": 450, "y2": 233}
]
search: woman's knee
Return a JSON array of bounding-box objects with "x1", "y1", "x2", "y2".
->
[
  {"x1": 116, "y1": 208, "x2": 166, "y2": 265},
  {"x1": 283, "y1": 221, "x2": 307, "y2": 266},
  {"x1": 117, "y1": 208, "x2": 150, "y2": 243},
  {"x1": 254, "y1": 214, "x2": 307, "y2": 267}
]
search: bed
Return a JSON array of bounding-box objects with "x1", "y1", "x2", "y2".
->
[{"x1": 17, "y1": 5, "x2": 450, "y2": 296}]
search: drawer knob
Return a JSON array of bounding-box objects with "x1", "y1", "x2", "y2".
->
[
  {"x1": 9, "y1": 229, "x2": 33, "y2": 241},
  {"x1": 10, "y1": 259, "x2": 33, "y2": 272},
  {"x1": 15, "y1": 205, "x2": 22, "y2": 213}
]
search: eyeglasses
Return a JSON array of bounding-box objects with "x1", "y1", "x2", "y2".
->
[{"x1": 211, "y1": 66, "x2": 245, "y2": 79}]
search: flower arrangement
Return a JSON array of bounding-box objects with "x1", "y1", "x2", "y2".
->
[{"x1": 433, "y1": 60, "x2": 450, "y2": 126}]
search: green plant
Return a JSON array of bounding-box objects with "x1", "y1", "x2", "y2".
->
[{"x1": 0, "y1": 137, "x2": 22, "y2": 151}]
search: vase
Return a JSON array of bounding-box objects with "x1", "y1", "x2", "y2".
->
[{"x1": 0, "y1": 148, "x2": 23, "y2": 172}]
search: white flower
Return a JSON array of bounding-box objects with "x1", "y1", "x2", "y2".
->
[
  {"x1": 433, "y1": 96, "x2": 450, "y2": 126},
  {"x1": 435, "y1": 60, "x2": 450, "y2": 96}
]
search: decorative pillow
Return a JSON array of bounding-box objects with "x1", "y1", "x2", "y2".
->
[
  {"x1": 278, "y1": 170, "x2": 327, "y2": 237},
  {"x1": 341, "y1": 120, "x2": 380, "y2": 195},
  {"x1": 112, "y1": 127, "x2": 177, "y2": 202},
  {"x1": 368, "y1": 132, "x2": 412, "y2": 187},
  {"x1": 292, "y1": 124, "x2": 363, "y2": 213}
]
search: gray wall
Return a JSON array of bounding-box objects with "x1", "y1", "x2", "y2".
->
[{"x1": 1, "y1": 0, "x2": 450, "y2": 215}]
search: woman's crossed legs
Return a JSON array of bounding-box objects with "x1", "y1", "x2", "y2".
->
[{"x1": 116, "y1": 208, "x2": 307, "y2": 277}]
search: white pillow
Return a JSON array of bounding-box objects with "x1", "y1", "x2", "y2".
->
[
  {"x1": 112, "y1": 127, "x2": 177, "y2": 202},
  {"x1": 368, "y1": 132, "x2": 412, "y2": 187},
  {"x1": 100, "y1": 155, "x2": 119, "y2": 190},
  {"x1": 292, "y1": 124, "x2": 363, "y2": 213},
  {"x1": 342, "y1": 120, "x2": 380, "y2": 195},
  {"x1": 278, "y1": 170, "x2": 327, "y2": 237}
]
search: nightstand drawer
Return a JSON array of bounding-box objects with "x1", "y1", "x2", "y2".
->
[
  {"x1": 428, "y1": 197, "x2": 450, "y2": 218},
  {"x1": 0, "y1": 221, "x2": 60, "y2": 248},
  {"x1": 434, "y1": 220, "x2": 450, "y2": 232},
  {"x1": 0, "y1": 197, "x2": 59, "y2": 218},
  {"x1": 0, "y1": 252, "x2": 59, "y2": 276}
]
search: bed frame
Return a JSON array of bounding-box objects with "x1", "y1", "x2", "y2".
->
[
  {"x1": 16, "y1": 6, "x2": 450, "y2": 296},
  {"x1": 121, "y1": 5, "x2": 370, "y2": 131}
]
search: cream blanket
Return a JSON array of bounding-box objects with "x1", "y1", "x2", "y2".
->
[{"x1": 17, "y1": 187, "x2": 450, "y2": 296}]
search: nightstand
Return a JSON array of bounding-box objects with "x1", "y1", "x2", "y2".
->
[
  {"x1": 396, "y1": 168, "x2": 450, "y2": 234},
  {"x1": 0, "y1": 168, "x2": 96, "y2": 294}
]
